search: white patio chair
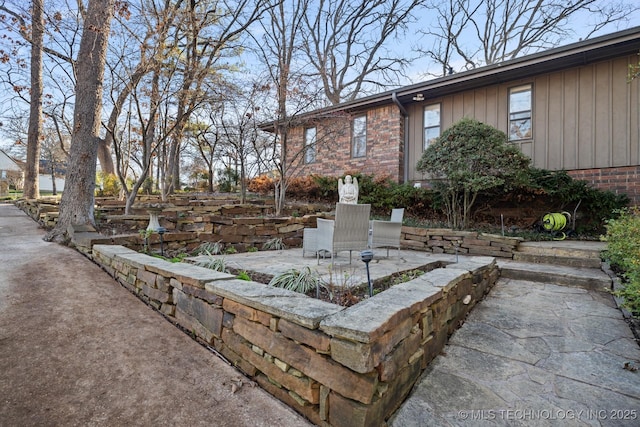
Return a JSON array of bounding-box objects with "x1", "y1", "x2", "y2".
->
[
  {"x1": 370, "y1": 208, "x2": 404, "y2": 257},
  {"x1": 316, "y1": 203, "x2": 371, "y2": 264},
  {"x1": 302, "y1": 227, "x2": 318, "y2": 257}
]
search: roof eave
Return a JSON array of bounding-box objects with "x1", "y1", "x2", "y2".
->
[{"x1": 260, "y1": 26, "x2": 640, "y2": 130}]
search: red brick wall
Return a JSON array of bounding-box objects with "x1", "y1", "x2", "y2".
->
[
  {"x1": 287, "y1": 105, "x2": 404, "y2": 181},
  {"x1": 568, "y1": 166, "x2": 640, "y2": 206}
]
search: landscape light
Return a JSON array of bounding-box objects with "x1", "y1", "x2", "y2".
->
[
  {"x1": 157, "y1": 226, "x2": 166, "y2": 257},
  {"x1": 360, "y1": 250, "x2": 374, "y2": 297}
]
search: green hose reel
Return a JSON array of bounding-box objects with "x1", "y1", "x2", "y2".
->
[{"x1": 541, "y1": 211, "x2": 571, "y2": 240}]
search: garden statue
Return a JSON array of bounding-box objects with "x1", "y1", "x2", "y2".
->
[{"x1": 338, "y1": 175, "x2": 359, "y2": 204}]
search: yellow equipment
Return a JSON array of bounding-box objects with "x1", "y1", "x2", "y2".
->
[{"x1": 541, "y1": 211, "x2": 571, "y2": 240}]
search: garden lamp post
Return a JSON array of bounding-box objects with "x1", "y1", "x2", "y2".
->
[
  {"x1": 157, "y1": 226, "x2": 166, "y2": 257},
  {"x1": 360, "y1": 249, "x2": 374, "y2": 297}
]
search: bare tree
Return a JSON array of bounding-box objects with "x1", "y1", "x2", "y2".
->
[
  {"x1": 45, "y1": 0, "x2": 115, "y2": 242},
  {"x1": 418, "y1": 0, "x2": 638, "y2": 75},
  {"x1": 0, "y1": 0, "x2": 50, "y2": 198},
  {"x1": 189, "y1": 112, "x2": 222, "y2": 194},
  {"x1": 161, "y1": 0, "x2": 271, "y2": 197},
  {"x1": 302, "y1": 0, "x2": 426, "y2": 104},
  {"x1": 0, "y1": 0, "x2": 112, "y2": 175},
  {"x1": 40, "y1": 125, "x2": 69, "y2": 196},
  {"x1": 252, "y1": 0, "x2": 318, "y2": 215},
  {"x1": 21, "y1": 0, "x2": 45, "y2": 199},
  {"x1": 215, "y1": 90, "x2": 264, "y2": 203},
  {"x1": 101, "y1": 0, "x2": 189, "y2": 179},
  {"x1": 112, "y1": 68, "x2": 167, "y2": 214}
]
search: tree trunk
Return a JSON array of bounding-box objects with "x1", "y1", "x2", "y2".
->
[
  {"x1": 50, "y1": 163, "x2": 57, "y2": 195},
  {"x1": 45, "y1": 0, "x2": 115, "y2": 242},
  {"x1": 165, "y1": 122, "x2": 184, "y2": 196},
  {"x1": 97, "y1": 139, "x2": 115, "y2": 175},
  {"x1": 208, "y1": 169, "x2": 214, "y2": 193},
  {"x1": 23, "y1": 0, "x2": 44, "y2": 200}
]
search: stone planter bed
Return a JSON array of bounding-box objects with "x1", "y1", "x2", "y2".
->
[{"x1": 92, "y1": 244, "x2": 500, "y2": 427}]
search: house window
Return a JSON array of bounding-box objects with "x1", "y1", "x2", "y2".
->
[
  {"x1": 423, "y1": 104, "x2": 441, "y2": 149},
  {"x1": 352, "y1": 115, "x2": 367, "y2": 158},
  {"x1": 509, "y1": 85, "x2": 532, "y2": 141},
  {"x1": 304, "y1": 127, "x2": 316, "y2": 164}
]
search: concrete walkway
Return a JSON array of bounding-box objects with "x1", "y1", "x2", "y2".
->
[
  {"x1": 0, "y1": 203, "x2": 312, "y2": 427},
  {"x1": 390, "y1": 277, "x2": 640, "y2": 426}
]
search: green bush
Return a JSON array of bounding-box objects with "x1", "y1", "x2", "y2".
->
[
  {"x1": 310, "y1": 174, "x2": 341, "y2": 200},
  {"x1": 237, "y1": 271, "x2": 252, "y2": 281},
  {"x1": 416, "y1": 118, "x2": 531, "y2": 229},
  {"x1": 218, "y1": 167, "x2": 238, "y2": 193},
  {"x1": 520, "y1": 169, "x2": 629, "y2": 234},
  {"x1": 603, "y1": 207, "x2": 640, "y2": 317},
  {"x1": 96, "y1": 172, "x2": 121, "y2": 197},
  {"x1": 310, "y1": 173, "x2": 434, "y2": 218},
  {"x1": 269, "y1": 267, "x2": 320, "y2": 294}
]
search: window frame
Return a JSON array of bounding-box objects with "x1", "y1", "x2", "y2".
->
[
  {"x1": 352, "y1": 115, "x2": 367, "y2": 158},
  {"x1": 304, "y1": 126, "x2": 316, "y2": 164},
  {"x1": 508, "y1": 84, "x2": 533, "y2": 141},
  {"x1": 423, "y1": 103, "x2": 441, "y2": 150}
]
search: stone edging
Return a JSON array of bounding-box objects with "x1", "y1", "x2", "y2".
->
[{"x1": 92, "y1": 244, "x2": 500, "y2": 426}]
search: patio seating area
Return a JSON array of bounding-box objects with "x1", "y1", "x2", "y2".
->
[
  {"x1": 302, "y1": 203, "x2": 405, "y2": 264},
  {"x1": 194, "y1": 247, "x2": 451, "y2": 290}
]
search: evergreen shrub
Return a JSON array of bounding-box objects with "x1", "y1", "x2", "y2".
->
[{"x1": 603, "y1": 207, "x2": 640, "y2": 317}]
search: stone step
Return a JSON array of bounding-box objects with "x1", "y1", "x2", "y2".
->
[
  {"x1": 512, "y1": 252, "x2": 602, "y2": 268},
  {"x1": 496, "y1": 260, "x2": 612, "y2": 292},
  {"x1": 516, "y1": 241, "x2": 605, "y2": 259}
]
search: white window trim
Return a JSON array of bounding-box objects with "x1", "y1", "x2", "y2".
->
[
  {"x1": 423, "y1": 103, "x2": 441, "y2": 149},
  {"x1": 304, "y1": 127, "x2": 316, "y2": 164},
  {"x1": 508, "y1": 84, "x2": 533, "y2": 141},
  {"x1": 352, "y1": 115, "x2": 367, "y2": 158}
]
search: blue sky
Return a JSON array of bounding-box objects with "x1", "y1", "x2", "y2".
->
[{"x1": 400, "y1": 0, "x2": 640, "y2": 84}]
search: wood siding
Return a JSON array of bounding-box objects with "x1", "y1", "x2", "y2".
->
[{"x1": 406, "y1": 54, "x2": 640, "y2": 182}]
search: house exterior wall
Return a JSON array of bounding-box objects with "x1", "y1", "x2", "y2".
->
[
  {"x1": 285, "y1": 54, "x2": 639, "y2": 204},
  {"x1": 0, "y1": 150, "x2": 24, "y2": 196},
  {"x1": 568, "y1": 166, "x2": 640, "y2": 204},
  {"x1": 408, "y1": 54, "x2": 639, "y2": 177},
  {"x1": 0, "y1": 151, "x2": 22, "y2": 172},
  {"x1": 405, "y1": 54, "x2": 640, "y2": 203},
  {"x1": 286, "y1": 105, "x2": 405, "y2": 182}
]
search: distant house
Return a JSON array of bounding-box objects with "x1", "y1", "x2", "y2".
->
[
  {"x1": 0, "y1": 149, "x2": 23, "y2": 196},
  {"x1": 273, "y1": 26, "x2": 640, "y2": 205},
  {"x1": 38, "y1": 175, "x2": 65, "y2": 193}
]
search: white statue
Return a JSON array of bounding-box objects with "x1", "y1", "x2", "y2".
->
[{"x1": 338, "y1": 175, "x2": 359, "y2": 204}]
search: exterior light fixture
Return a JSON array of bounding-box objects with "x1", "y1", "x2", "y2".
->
[
  {"x1": 157, "y1": 226, "x2": 166, "y2": 257},
  {"x1": 412, "y1": 93, "x2": 424, "y2": 101},
  {"x1": 360, "y1": 249, "x2": 374, "y2": 297}
]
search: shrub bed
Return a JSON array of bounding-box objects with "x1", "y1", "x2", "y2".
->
[{"x1": 603, "y1": 207, "x2": 640, "y2": 317}]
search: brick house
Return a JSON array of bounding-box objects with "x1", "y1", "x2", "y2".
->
[
  {"x1": 0, "y1": 149, "x2": 23, "y2": 197},
  {"x1": 272, "y1": 26, "x2": 640, "y2": 204}
]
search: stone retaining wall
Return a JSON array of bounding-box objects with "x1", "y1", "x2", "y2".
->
[
  {"x1": 401, "y1": 227, "x2": 522, "y2": 258},
  {"x1": 14, "y1": 199, "x2": 522, "y2": 258},
  {"x1": 92, "y1": 244, "x2": 500, "y2": 426}
]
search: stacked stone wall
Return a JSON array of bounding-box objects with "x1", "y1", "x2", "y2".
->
[
  {"x1": 401, "y1": 227, "x2": 522, "y2": 258},
  {"x1": 15, "y1": 199, "x2": 522, "y2": 258},
  {"x1": 92, "y1": 244, "x2": 499, "y2": 426}
]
